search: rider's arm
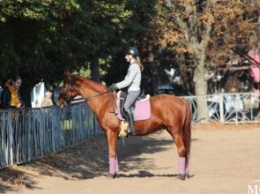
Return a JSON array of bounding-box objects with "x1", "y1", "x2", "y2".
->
[{"x1": 116, "y1": 64, "x2": 139, "y2": 89}]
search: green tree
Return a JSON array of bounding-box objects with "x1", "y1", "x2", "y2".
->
[{"x1": 0, "y1": 0, "x2": 135, "y2": 105}]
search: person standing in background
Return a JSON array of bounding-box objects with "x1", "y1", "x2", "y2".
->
[
  {"x1": 41, "y1": 91, "x2": 54, "y2": 107},
  {"x1": 248, "y1": 42, "x2": 260, "y2": 93},
  {"x1": 0, "y1": 75, "x2": 24, "y2": 109}
]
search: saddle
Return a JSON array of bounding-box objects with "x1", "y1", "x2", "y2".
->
[{"x1": 115, "y1": 91, "x2": 151, "y2": 121}]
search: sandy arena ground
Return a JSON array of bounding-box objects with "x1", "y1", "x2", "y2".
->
[{"x1": 1, "y1": 123, "x2": 260, "y2": 194}]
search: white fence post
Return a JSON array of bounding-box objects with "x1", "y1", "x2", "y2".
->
[{"x1": 219, "y1": 93, "x2": 224, "y2": 123}]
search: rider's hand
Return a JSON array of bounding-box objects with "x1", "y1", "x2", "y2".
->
[{"x1": 109, "y1": 83, "x2": 118, "y2": 90}]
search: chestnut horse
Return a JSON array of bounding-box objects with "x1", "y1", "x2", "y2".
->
[{"x1": 57, "y1": 73, "x2": 191, "y2": 180}]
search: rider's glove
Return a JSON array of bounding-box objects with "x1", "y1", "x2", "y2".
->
[{"x1": 109, "y1": 83, "x2": 118, "y2": 90}]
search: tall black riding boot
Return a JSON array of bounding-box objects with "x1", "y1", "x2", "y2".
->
[{"x1": 125, "y1": 109, "x2": 135, "y2": 135}]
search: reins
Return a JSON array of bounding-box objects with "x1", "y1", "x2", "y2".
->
[
  {"x1": 80, "y1": 89, "x2": 118, "y2": 114},
  {"x1": 83, "y1": 90, "x2": 110, "y2": 101},
  {"x1": 62, "y1": 77, "x2": 118, "y2": 113}
]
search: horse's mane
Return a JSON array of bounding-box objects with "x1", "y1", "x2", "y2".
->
[{"x1": 67, "y1": 73, "x2": 107, "y2": 93}]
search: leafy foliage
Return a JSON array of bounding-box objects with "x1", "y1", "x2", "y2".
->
[
  {"x1": 0, "y1": 0, "x2": 138, "y2": 105},
  {"x1": 0, "y1": 0, "x2": 259, "y2": 105},
  {"x1": 151, "y1": 0, "x2": 256, "y2": 67}
]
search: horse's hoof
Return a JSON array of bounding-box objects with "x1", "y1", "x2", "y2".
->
[
  {"x1": 177, "y1": 174, "x2": 185, "y2": 180},
  {"x1": 106, "y1": 173, "x2": 117, "y2": 179}
]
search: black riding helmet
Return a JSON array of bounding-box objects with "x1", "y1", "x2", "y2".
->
[{"x1": 126, "y1": 47, "x2": 139, "y2": 58}]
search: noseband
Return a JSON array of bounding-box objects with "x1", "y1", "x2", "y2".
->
[
  {"x1": 59, "y1": 92, "x2": 71, "y2": 106},
  {"x1": 59, "y1": 80, "x2": 74, "y2": 106}
]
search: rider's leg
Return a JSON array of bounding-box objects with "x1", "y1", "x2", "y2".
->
[
  {"x1": 124, "y1": 108, "x2": 135, "y2": 134},
  {"x1": 123, "y1": 91, "x2": 140, "y2": 135}
]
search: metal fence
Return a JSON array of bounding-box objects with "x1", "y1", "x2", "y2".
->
[
  {"x1": 183, "y1": 92, "x2": 260, "y2": 124},
  {"x1": 0, "y1": 102, "x2": 102, "y2": 169}
]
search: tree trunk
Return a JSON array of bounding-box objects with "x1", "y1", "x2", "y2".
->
[
  {"x1": 90, "y1": 56, "x2": 100, "y2": 82},
  {"x1": 193, "y1": 66, "x2": 208, "y2": 122}
]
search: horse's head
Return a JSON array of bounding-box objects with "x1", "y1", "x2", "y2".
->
[{"x1": 57, "y1": 73, "x2": 81, "y2": 108}]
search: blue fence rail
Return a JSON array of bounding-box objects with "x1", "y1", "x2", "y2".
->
[{"x1": 0, "y1": 102, "x2": 102, "y2": 169}]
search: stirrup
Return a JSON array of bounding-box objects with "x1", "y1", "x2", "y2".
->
[{"x1": 126, "y1": 127, "x2": 136, "y2": 135}]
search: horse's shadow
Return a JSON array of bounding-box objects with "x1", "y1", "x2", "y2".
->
[
  {"x1": 117, "y1": 170, "x2": 195, "y2": 179},
  {"x1": 118, "y1": 170, "x2": 178, "y2": 178},
  {"x1": 64, "y1": 134, "x2": 178, "y2": 179},
  {"x1": 3, "y1": 134, "x2": 196, "y2": 192},
  {"x1": 39, "y1": 134, "x2": 195, "y2": 180}
]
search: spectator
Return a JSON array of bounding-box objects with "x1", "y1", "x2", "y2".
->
[
  {"x1": 0, "y1": 75, "x2": 24, "y2": 109},
  {"x1": 41, "y1": 91, "x2": 54, "y2": 107},
  {"x1": 248, "y1": 42, "x2": 260, "y2": 93},
  {"x1": 224, "y1": 87, "x2": 243, "y2": 121}
]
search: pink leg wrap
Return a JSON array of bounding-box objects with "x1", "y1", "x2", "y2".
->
[
  {"x1": 178, "y1": 157, "x2": 186, "y2": 175},
  {"x1": 115, "y1": 157, "x2": 119, "y2": 173},
  {"x1": 109, "y1": 157, "x2": 116, "y2": 175}
]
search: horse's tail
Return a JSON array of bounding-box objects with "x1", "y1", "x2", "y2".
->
[{"x1": 183, "y1": 99, "x2": 191, "y2": 173}]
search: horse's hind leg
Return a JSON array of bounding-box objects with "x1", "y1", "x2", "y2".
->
[{"x1": 171, "y1": 132, "x2": 188, "y2": 180}]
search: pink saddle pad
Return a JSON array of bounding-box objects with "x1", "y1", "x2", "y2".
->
[{"x1": 116, "y1": 96, "x2": 151, "y2": 121}]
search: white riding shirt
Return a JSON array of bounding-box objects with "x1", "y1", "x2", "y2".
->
[{"x1": 115, "y1": 62, "x2": 141, "y2": 92}]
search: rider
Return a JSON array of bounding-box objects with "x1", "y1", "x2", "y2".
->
[{"x1": 109, "y1": 47, "x2": 143, "y2": 135}]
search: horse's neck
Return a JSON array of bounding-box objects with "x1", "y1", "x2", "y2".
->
[{"x1": 79, "y1": 87, "x2": 111, "y2": 116}]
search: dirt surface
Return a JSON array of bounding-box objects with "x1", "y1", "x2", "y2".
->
[{"x1": 1, "y1": 122, "x2": 260, "y2": 194}]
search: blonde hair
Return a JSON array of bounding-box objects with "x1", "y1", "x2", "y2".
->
[{"x1": 135, "y1": 56, "x2": 144, "y2": 72}]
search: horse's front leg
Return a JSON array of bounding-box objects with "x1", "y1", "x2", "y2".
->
[{"x1": 106, "y1": 129, "x2": 119, "y2": 178}]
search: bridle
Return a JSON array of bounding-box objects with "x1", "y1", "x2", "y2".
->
[
  {"x1": 59, "y1": 83, "x2": 72, "y2": 107},
  {"x1": 60, "y1": 80, "x2": 118, "y2": 115},
  {"x1": 60, "y1": 79, "x2": 113, "y2": 107}
]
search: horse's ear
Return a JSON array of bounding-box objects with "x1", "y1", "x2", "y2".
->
[{"x1": 64, "y1": 71, "x2": 71, "y2": 78}]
